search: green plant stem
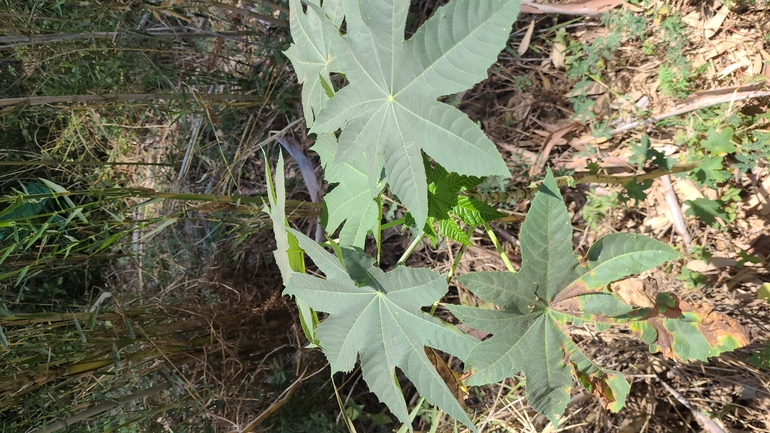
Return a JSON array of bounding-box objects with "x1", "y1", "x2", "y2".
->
[
  {"x1": 446, "y1": 226, "x2": 475, "y2": 284},
  {"x1": 396, "y1": 396, "x2": 426, "y2": 433},
  {"x1": 396, "y1": 231, "x2": 424, "y2": 267},
  {"x1": 376, "y1": 196, "x2": 383, "y2": 265},
  {"x1": 484, "y1": 222, "x2": 515, "y2": 273},
  {"x1": 380, "y1": 217, "x2": 406, "y2": 230},
  {"x1": 428, "y1": 226, "x2": 475, "y2": 316}
]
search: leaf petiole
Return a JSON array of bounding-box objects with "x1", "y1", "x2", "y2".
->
[
  {"x1": 380, "y1": 217, "x2": 406, "y2": 231},
  {"x1": 483, "y1": 222, "x2": 515, "y2": 273},
  {"x1": 446, "y1": 226, "x2": 475, "y2": 283},
  {"x1": 396, "y1": 231, "x2": 425, "y2": 267}
]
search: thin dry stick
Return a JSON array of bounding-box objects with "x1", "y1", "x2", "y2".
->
[
  {"x1": 658, "y1": 377, "x2": 726, "y2": 433},
  {"x1": 478, "y1": 383, "x2": 506, "y2": 433},
  {"x1": 0, "y1": 93, "x2": 266, "y2": 107},
  {"x1": 206, "y1": 1, "x2": 288, "y2": 27},
  {"x1": 236, "y1": 365, "x2": 328, "y2": 433},
  {"x1": 0, "y1": 30, "x2": 256, "y2": 48},
  {"x1": 244, "y1": 0, "x2": 289, "y2": 14},
  {"x1": 573, "y1": 82, "x2": 770, "y2": 146}
]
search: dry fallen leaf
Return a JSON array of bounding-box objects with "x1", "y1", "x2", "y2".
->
[
  {"x1": 552, "y1": 41, "x2": 566, "y2": 69},
  {"x1": 424, "y1": 347, "x2": 469, "y2": 405},
  {"x1": 518, "y1": 20, "x2": 535, "y2": 55},
  {"x1": 686, "y1": 257, "x2": 739, "y2": 273},
  {"x1": 704, "y1": 6, "x2": 730, "y2": 39}
]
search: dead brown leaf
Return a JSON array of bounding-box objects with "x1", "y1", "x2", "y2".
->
[
  {"x1": 424, "y1": 347, "x2": 469, "y2": 406},
  {"x1": 610, "y1": 278, "x2": 656, "y2": 309}
]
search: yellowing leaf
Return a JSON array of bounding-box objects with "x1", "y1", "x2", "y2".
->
[
  {"x1": 628, "y1": 293, "x2": 750, "y2": 362},
  {"x1": 448, "y1": 170, "x2": 680, "y2": 424}
]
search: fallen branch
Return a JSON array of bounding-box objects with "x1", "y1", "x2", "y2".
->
[
  {"x1": 574, "y1": 81, "x2": 770, "y2": 147},
  {"x1": 0, "y1": 93, "x2": 266, "y2": 107},
  {"x1": 521, "y1": 0, "x2": 623, "y2": 16}
]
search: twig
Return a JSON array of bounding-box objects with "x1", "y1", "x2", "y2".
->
[
  {"x1": 206, "y1": 1, "x2": 288, "y2": 27},
  {"x1": 657, "y1": 377, "x2": 726, "y2": 433},
  {"x1": 237, "y1": 364, "x2": 327, "y2": 433},
  {"x1": 573, "y1": 81, "x2": 770, "y2": 147},
  {"x1": 574, "y1": 163, "x2": 699, "y2": 184},
  {"x1": 0, "y1": 30, "x2": 257, "y2": 49},
  {"x1": 521, "y1": 0, "x2": 622, "y2": 16},
  {"x1": 467, "y1": 163, "x2": 699, "y2": 206},
  {"x1": 660, "y1": 174, "x2": 691, "y2": 248},
  {"x1": 0, "y1": 93, "x2": 267, "y2": 107}
]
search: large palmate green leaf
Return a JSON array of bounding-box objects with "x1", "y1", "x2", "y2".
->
[
  {"x1": 313, "y1": 133, "x2": 381, "y2": 248},
  {"x1": 447, "y1": 170, "x2": 680, "y2": 425},
  {"x1": 283, "y1": 228, "x2": 479, "y2": 430},
  {"x1": 284, "y1": 0, "x2": 340, "y2": 127},
  {"x1": 308, "y1": 0, "x2": 518, "y2": 230}
]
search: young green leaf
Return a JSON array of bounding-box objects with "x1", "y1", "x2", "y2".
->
[
  {"x1": 700, "y1": 127, "x2": 735, "y2": 156},
  {"x1": 693, "y1": 155, "x2": 730, "y2": 187},
  {"x1": 629, "y1": 135, "x2": 674, "y2": 171},
  {"x1": 284, "y1": 228, "x2": 478, "y2": 431},
  {"x1": 309, "y1": 0, "x2": 518, "y2": 230},
  {"x1": 620, "y1": 177, "x2": 652, "y2": 205},
  {"x1": 263, "y1": 152, "x2": 319, "y2": 345},
  {"x1": 447, "y1": 170, "x2": 679, "y2": 425},
  {"x1": 313, "y1": 133, "x2": 381, "y2": 248},
  {"x1": 684, "y1": 197, "x2": 728, "y2": 227},
  {"x1": 408, "y1": 161, "x2": 503, "y2": 246}
]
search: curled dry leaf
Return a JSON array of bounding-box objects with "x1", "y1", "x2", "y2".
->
[
  {"x1": 686, "y1": 257, "x2": 738, "y2": 273},
  {"x1": 552, "y1": 41, "x2": 566, "y2": 69},
  {"x1": 424, "y1": 347, "x2": 470, "y2": 406},
  {"x1": 610, "y1": 278, "x2": 656, "y2": 309}
]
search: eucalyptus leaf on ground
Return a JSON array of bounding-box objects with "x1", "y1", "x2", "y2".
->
[{"x1": 283, "y1": 228, "x2": 478, "y2": 431}]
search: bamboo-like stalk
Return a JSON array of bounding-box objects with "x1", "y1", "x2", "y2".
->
[
  {"x1": 0, "y1": 187, "x2": 320, "y2": 212},
  {"x1": 0, "y1": 160, "x2": 173, "y2": 167},
  {"x1": 0, "y1": 93, "x2": 267, "y2": 107},
  {"x1": 0, "y1": 30, "x2": 258, "y2": 46},
  {"x1": 30, "y1": 382, "x2": 172, "y2": 433}
]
